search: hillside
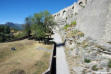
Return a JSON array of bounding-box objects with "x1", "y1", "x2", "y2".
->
[
  {"x1": 53, "y1": 0, "x2": 111, "y2": 73},
  {"x1": 0, "y1": 22, "x2": 23, "y2": 30}
]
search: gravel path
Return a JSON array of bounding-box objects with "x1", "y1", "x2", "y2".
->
[{"x1": 53, "y1": 33, "x2": 70, "y2": 74}]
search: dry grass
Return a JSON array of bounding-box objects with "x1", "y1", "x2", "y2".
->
[
  {"x1": 0, "y1": 39, "x2": 53, "y2": 74},
  {"x1": 33, "y1": 52, "x2": 50, "y2": 74},
  {"x1": 66, "y1": 29, "x2": 84, "y2": 39}
]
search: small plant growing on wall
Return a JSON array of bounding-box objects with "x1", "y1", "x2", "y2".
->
[
  {"x1": 64, "y1": 24, "x2": 70, "y2": 30},
  {"x1": 84, "y1": 58, "x2": 91, "y2": 63},
  {"x1": 71, "y1": 21, "x2": 77, "y2": 27},
  {"x1": 92, "y1": 65, "x2": 98, "y2": 71}
]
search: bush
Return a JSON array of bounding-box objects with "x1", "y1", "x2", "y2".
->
[
  {"x1": 0, "y1": 25, "x2": 11, "y2": 42},
  {"x1": 84, "y1": 58, "x2": 91, "y2": 63},
  {"x1": 108, "y1": 60, "x2": 111, "y2": 68},
  {"x1": 92, "y1": 65, "x2": 98, "y2": 71}
]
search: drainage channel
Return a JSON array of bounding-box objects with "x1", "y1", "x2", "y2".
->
[{"x1": 44, "y1": 42, "x2": 56, "y2": 74}]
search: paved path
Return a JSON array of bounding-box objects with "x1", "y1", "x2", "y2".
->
[{"x1": 53, "y1": 33, "x2": 70, "y2": 74}]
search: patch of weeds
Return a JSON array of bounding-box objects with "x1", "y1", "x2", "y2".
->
[
  {"x1": 71, "y1": 21, "x2": 77, "y2": 27},
  {"x1": 73, "y1": 30, "x2": 80, "y2": 35},
  {"x1": 92, "y1": 65, "x2": 98, "y2": 71},
  {"x1": 77, "y1": 32, "x2": 84, "y2": 37},
  {"x1": 108, "y1": 60, "x2": 111, "y2": 68},
  {"x1": 73, "y1": 30, "x2": 84, "y2": 37},
  {"x1": 84, "y1": 58, "x2": 91, "y2": 63},
  {"x1": 64, "y1": 24, "x2": 70, "y2": 30}
]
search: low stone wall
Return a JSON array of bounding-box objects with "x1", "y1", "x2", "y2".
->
[{"x1": 43, "y1": 43, "x2": 56, "y2": 74}]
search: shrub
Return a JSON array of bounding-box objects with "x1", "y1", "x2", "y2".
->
[
  {"x1": 108, "y1": 60, "x2": 111, "y2": 68},
  {"x1": 92, "y1": 65, "x2": 98, "y2": 71},
  {"x1": 84, "y1": 58, "x2": 91, "y2": 63}
]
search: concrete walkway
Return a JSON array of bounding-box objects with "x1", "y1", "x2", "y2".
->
[{"x1": 53, "y1": 33, "x2": 70, "y2": 74}]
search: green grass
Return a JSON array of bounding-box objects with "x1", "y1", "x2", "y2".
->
[
  {"x1": 63, "y1": 21, "x2": 77, "y2": 30},
  {"x1": 64, "y1": 24, "x2": 70, "y2": 30}
]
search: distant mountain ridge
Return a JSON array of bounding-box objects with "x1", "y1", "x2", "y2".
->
[{"x1": 0, "y1": 22, "x2": 23, "y2": 30}]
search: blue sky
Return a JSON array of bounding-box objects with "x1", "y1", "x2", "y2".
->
[{"x1": 0, "y1": 0, "x2": 77, "y2": 24}]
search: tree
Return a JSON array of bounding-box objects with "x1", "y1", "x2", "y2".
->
[
  {"x1": 0, "y1": 25, "x2": 11, "y2": 42},
  {"x1": 24, "y1": 17, "x2": 32, "y2": 37},
  {"x1": 23, "y1": 10, "x2": 56, "y2": 42},
  {"x1": 31, "y1": 12, "x2": 44, "y2": 39},
  {"x1": 31, "y1": 10, "x2": 56, "y2": 40}
]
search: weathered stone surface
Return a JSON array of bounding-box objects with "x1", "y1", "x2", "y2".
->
[
  {"x1": 72, "y1": 66, "x2": 84, "y2": 74},
  {"x1": 53, "y1": 0, "x2": 111, "y2": 73},
  {"x1": 77, "y1": 0, "x2": 111, "y2": 43},
  {"x1": 54, "y1": 0, "x2": 111, "y2": 43}
]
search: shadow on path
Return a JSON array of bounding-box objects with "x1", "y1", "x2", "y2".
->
[
  {"x1": 45, "y1": 40, "x2": 66, "y2": 74},
  {"x1": 56, "y1": 39, "x2": 66, "y2": 47}
]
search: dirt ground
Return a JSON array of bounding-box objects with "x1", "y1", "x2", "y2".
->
[{"x1": 0, "y1": 39, "x2": 53, "y2": 74}]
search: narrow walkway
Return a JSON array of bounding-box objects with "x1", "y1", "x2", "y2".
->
[{"x1": 53, "y1": 33, "x2": 70, "y2": 74}]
